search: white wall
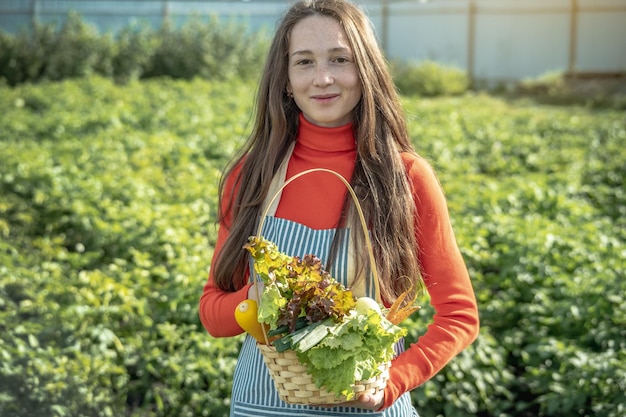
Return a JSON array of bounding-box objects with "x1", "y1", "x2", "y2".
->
[
  {"x1": 576, "y1": 0, "x2": 626, "y2": 72},
  {"x1": 472, "y1": 0, "x2": 572, "y2": 82},
  {"x1": 371, "y1": 0, "x2": 626, "y2": 83}
]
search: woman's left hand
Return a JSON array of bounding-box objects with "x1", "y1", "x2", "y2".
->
[
  {"x1": 318, "y1": 391, "x2": 384, "y2": 411},
  {"x1": 352, "y1": 391, "x2": 384, "y2": 410}
]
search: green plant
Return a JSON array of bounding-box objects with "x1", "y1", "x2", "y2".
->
[
  {"x1": 392, "y1": 60, "x2": 469, "y2": 97},
  {"x1": 0, "y1": 23, "x2": 57, "y2": 85},
  {"x1": 513, "y1": 71, "x2": 626, "y2": 109},
  {"x1": 0, "y1": 77, "x2": 624, "y2": 416},
  {"x1": 0, "y1": 13, "x2": 268, "y2": 86},
  {"x1": 0, "y1": 76, "x2": 253, "y2": 416},
  {"x1": 112, "y1": 23, "x2": 159, "y2": 83},
  {"x1": 145, "y1": 15, "x2": 267, "y2": 81},
  {"x1": 44, "y1": 11, "x2": 111, "y2": 80}
]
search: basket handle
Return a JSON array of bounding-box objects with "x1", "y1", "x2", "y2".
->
[{"x1": 253, "y1": 168, "x2": 380, "y2": 344}]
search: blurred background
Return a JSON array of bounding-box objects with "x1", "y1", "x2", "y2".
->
[
  {"x1": 1, "y1": 0, "x2": 625, "y2": 85},
  {"x1": 0, "y1": 1, "x2": 624, "y2": 417}
]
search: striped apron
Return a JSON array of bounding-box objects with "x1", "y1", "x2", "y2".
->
[{"x1": 229, "y1": 212, "x2": 419, "y2": 416}]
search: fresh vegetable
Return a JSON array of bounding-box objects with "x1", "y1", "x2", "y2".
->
[
  {"x1": 243, "y1": 235, "x2": 409, "y2": 400},
  {"x1": 386, "y1": 280, "x2": 421, "y2": 325},
  {"x1": 273, "y1": 318, "x2": 334, "y2": 353},
  {"x1": 297, "y1": 310, "x2": 405, "y2": 399},
  {"x1": 243, "y1": 236, "x2": 356, "y2": 332},
  {"x1": 355, "y1": 296, "x2": 383, "y2": 316},
  {"x1": 234, "y1": 299, "x2": 269, "y2": 344}
]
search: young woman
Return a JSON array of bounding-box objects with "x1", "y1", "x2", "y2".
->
[{"x1": 199, "y1": 1, "x2": 479, "y2": 415}]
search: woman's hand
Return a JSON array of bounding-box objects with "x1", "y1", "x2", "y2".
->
[
  {"x1": 247, "y1": 282, "x2": 264, "y2": 301},
  {"x1": 318, "y1": 391, "x2": 384, "y2": 411},
  {"x1": 351, "y1": 391, "x2": 384, "y2": 410}
]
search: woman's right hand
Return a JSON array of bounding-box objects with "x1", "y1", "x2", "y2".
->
[{"x1": 248, "y1": 282, "x2": 264, "y2": 301}]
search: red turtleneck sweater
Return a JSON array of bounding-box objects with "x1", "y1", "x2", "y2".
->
[{"x1": 199, "y1": 115, "x2": 479, "y2": 410}]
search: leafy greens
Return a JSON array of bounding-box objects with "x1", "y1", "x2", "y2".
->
[{"x1": 244, "y1": 235, "x2": 406, "y2": 400}]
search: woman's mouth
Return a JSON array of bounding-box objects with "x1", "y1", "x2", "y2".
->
[{"x1": 312, "y1": 94, "x2": 339, "y2": 103}]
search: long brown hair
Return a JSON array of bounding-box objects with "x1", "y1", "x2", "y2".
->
[{"x1": 212, "y1": 0, "x2": 422, "y2": 303}]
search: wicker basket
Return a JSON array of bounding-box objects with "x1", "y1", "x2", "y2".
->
[
  {"x1": 258, "y1": 344, "x2": 390, "y2": 405},
  {"x1": 253, "y1": 168, "x2": 389, "y2": 405}
]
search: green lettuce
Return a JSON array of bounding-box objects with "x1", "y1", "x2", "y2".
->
[{"x1": 295, "y1": 311, "x2": 406, "y2": 400}]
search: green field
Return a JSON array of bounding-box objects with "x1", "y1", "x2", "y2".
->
[{"x1": 1, "y1": 76, "x2": 624, "y2": 417}]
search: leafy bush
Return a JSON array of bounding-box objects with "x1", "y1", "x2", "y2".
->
[
  {"x1": 112, "y1": 24, "x2": 159, "y2": 84},
  {"x1": 403, "y1": 94, "x2": 625, "y2": 416},
  {"x1": 514, "y1": 71, "x2": 626, "y2": 110},
  {"x1": 145, "y1": 15, "x2": 266, "y2": 82},
  {"x1": 0, "y1": 22, "x2": 57, "y2": 85},
  {"x1": 0, "y1": 13, "x2": 268, "y2": 86},
  {"x1": 0, "y1": 76, "x2": 253, "y2": 417},
  {"x1": 392, "y1": 60, "x2": 469, "y2": 97},
  {"x1": 0, "y1": 77, "x2": 624, "y2": 417},
  {"x1": 42, "y1": 11, "x2": 114, "y2": 81}
]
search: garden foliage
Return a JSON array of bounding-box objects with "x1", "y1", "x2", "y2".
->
[
  {"x1": 392, "y1": 60, "x2": 469, "y2": 97},
  {"x1": 0, "y1": 12, "x2": 268, "y2": 86},
  {"x1": 0, "y1": 77, "x2": 624, "y2": 417}
]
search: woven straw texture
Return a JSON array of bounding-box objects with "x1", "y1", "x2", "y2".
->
[{"x1": 257, "y1": 343, "x2": 390, "y2": 405}]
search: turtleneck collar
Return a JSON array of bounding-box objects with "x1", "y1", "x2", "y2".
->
[{"x1": 296, "y1": 113, "x2": 356, "y2": 153}]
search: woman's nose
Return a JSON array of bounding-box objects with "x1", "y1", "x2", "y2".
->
[{"x1": 313, "y1": 64, "x2": 334, "y2": 87}]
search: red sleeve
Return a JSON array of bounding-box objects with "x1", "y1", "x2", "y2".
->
[
  {"x1": 198, "y1": 162, "x2": 253, "y2": 337},
  {"x1": 381, "y1": 154, "x2": 480, "y2": 409}
]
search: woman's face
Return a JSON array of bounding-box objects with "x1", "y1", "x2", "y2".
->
[{"x1": 287, "y1": 14, "x2": 362, "y2": 127}]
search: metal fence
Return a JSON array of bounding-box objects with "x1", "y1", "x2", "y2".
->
[{"x1": 1, "y1": 0, "x2": 625, "y2": 83}]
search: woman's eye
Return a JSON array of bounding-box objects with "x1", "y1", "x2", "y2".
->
[
  {"x1": 333, "y1": 56, "x2": 351, "y2": 64},
  {"x1": 295, "y1": 59, "x2": 313, "y2": 66}
]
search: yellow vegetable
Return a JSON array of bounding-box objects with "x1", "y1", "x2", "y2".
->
[{"x1": 234, "y1": 299, "x2": 268, "y2": 344}]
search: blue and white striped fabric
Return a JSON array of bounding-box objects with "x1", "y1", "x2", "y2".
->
[{"x1": 230, "y1": 215, "x2": 419, "y2": 417}]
